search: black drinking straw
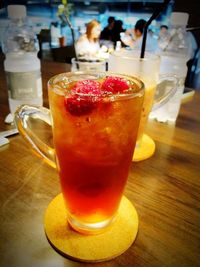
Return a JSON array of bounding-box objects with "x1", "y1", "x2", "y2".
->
[{"x1": 140, "y1": 0, "x2": 171, "y2": 59}]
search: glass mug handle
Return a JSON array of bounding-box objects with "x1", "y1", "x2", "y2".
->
[
  {"x1": 152, "y1": 74, "x2": 178, "y2": 111},
  {"x1": 14, "y1": 105, "x2": 56, "y2": 168}
]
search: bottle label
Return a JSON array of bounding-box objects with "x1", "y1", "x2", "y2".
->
[{"x1": 6, "y1": 70, "x2": 42, "y2": 100}]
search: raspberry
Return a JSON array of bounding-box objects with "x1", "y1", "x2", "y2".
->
[
  {"x1": 65, "y1": 80, "x2": 101, "y2": 116},
  {"x1": 65, "y1": 96, "x2": 95, "y2": 116},
  {"x1": 101, "y1": 76, "x2": 129, "y2": 93},
  {"x1": 73, "y1": 80, "x2": 101, "y2": 95}
]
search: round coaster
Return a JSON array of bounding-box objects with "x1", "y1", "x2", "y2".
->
[
  {"x1": 44, "y1": 194, "x2": 139, "y2": 263},
  {"x1": 133, "y1": 134, "x2": 155, "y2": 162}
]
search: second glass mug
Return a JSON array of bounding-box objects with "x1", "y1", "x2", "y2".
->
[
  {"x1": 14, "y1": 71, "x2": 144, "y2": 234},
  {"x1": 108, "y1": 50, "x2": 177, "y2": 161}
]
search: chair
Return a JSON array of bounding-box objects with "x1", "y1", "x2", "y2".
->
[
  {"x1": 51, "y1": 45, "x2": 76, "y2": 64},
  {"x1": 37, "y1": 29, "x2": 51, "y2": 59}
]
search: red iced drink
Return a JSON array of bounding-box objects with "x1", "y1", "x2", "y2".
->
[{"x1": 48, "y1": 73, "x2": 144, "y2": 233}]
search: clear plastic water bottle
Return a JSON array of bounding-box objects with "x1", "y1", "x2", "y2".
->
[
  {"x1": 1, "y1": 5, "x2": 43, "y2": 119},
  {"x1": 150, "y1": 12, "x2": 191, "y2": 123}
]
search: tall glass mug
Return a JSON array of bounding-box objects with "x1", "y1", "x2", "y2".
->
[
  {"x1": 15, "y1": 72, "x2": 144, "y2": 234},
  {"x1": 108, "y1": 50, "x2": 177, "y2": 161}
]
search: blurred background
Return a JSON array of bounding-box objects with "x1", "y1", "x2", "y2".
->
[{"x1": 0, "y1": 0, "x2": 199, "y2": 88}]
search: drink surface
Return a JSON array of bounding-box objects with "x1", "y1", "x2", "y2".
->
[{"x1": 48, "y1": 74, "x2": 143, "y2": 225}]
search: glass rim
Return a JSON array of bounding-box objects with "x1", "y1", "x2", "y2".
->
[
  {"x1": 71, "y1": 57, "x2": 106, "y2": 65},
  {"x1": 48, "y1": 71, "x2": 145, "y2": 99},
  {"x1": 110, "y1": 49, "x2": 160, "y2": 62}
]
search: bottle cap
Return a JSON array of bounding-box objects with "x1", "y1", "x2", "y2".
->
[
  {"x1": 7, "y1": 5, "x2": 27, "y2": 19},
  {"x1": 170, "y1": 12, "x2": 189, "y2": 26}
]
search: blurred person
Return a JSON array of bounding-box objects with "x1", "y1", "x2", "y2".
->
[
  {"x1": 159, "y1": 25, "x2": 169, "y2": 37},
  {"x1": 157, "y1": 25, "x2": 170, "y2": 50},
  {"x1": 123, "y1": 19, "x2": 146, "y2": 47},
  {"x1": 100, "y1": 16, "x2": 115, "y2": 42},
  {"x1": 75, "y1": 19, "x2": 101, "y2": 58},
  {"x1": 112, "y1": 19, "x2": 126, "y2": 47},
  {"x1": 122, "y1": 19, "x2": 158, "y2": 52}
]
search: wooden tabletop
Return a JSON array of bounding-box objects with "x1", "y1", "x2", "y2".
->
[{"x1": 0, "y1": 58, "x2": 200, "y2": 267}]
